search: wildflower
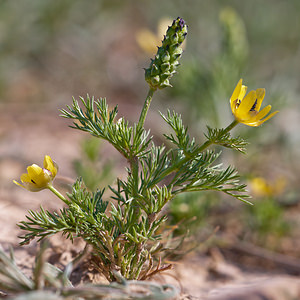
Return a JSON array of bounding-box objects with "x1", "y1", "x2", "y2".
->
[
  {"x1": 250, "y1": 176, "x2": 286, "y2": 198},
  {"x1": 230, "y1": 79, "x2": 278, "y2": 127},
  {"x1": 13, "y1": 155, "x2": 58, "y2": 192}
]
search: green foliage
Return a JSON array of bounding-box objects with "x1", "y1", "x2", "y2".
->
[
  {"x1": 159, "y1": 111, "x2": 250, "y2": 203},
  {"x1": 18, "y1": 17, "x2": 259, "y2": 283},
  {"x1": 61, "y1": 96, "x2": 151, "y2": 160},
  {"x1": 161, "y1": 110, "x2": 199, "y2": 154},
  {"x1": 205, "y1": 126, "x2": 248, "y2": 153},
  {"x1": 19, "y1": 180, "x2": 108, "y2": 245},
  {"x1": 20, "y1": 89, "x2": 250, "y2": 281}
]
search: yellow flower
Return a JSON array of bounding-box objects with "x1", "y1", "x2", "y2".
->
[
  {"x1": 230, "y1": 79, "x2": 279, "y2": 127},
  {"x1": 250, "y1": 176, "x2": 286, "y2": 197},
  {"x1": 14, "y1": 155, "x2": 58, "y2": 192}
]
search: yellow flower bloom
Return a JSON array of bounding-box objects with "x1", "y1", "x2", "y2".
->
[
  {"x1": 14, "y1": 155, "x2": 58, "y2": 192},
  {"x1": 250, "y1": 176, "x2": 286, "y2": 197},
  {"x1": 230, "y1": 79, "x2": 279, "y2": 127}
]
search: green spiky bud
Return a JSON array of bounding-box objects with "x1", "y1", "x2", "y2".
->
[{"x1": 145, "y1": 17, "x2": 188, "y2": 90}]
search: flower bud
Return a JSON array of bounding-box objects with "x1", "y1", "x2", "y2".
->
[{"x1": 145, "y1": 17, "x2": 188, "y2": 90}]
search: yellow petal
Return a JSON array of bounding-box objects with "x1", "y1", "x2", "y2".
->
[
  {"x1": 251, "y1": 105, "x2": 272, "y2": 122},
  {"x1": 231, "y1": 79, "x2": 243, "y2": 99},
  {"x1": 231, "y1": 82, "x2": 244, "y2": 113},
  {"x1": 23, "y1": 182, "x2": 46, "y2": 192},
  {"x1": 242, "y1": 121, "x2": 260, "y2": 127},
  {"x1": 236, "y1": 90, "x2": 257, "y2": 119},
  {"x1": 255, "y1": 88, "x2": 265, "y2": 112},
  {"x1": 231, "y1": 83, "x2": 248, "y2": 114},
  {"x1": 230, "y1": 79, "x2": 243, "y2": 114},
  {"x1": 13, "y1": 180, "x2": 25, "y2": 189},
  {"x1": 43, "y1": 155, "x2": 58, "y2": 178},
  {"x1": 245, "y1": 110, "x2": 279, "y2": 127},
  {"x1": 257, "y1": 110, "x2": 279, "y2": 125},
  {"x1": 239, "y1": 85, "x2": 247, "y2": 100},
  {"x1": 14, "y1": 177, "x2": 43, "y2": 192},
  {"x1": 27, "y1": 164, "x2": 50, "y2": 187},
  {"x1": 230, "y1": 79, "x2": 243, "y2": 110},
  {"x1": 27, "y1": 164, "x2": 43, "y2": 179},
  {"x1": 20, "y1": 173, "x2": 31, "y2": 183}
]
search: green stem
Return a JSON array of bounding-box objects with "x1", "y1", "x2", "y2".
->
[
  {"x1": 149, "y1": 119, "x2": 239, "y2": 188},
  {"x1": 131, "y1": 88, "x2": 155, "y2": 192},
  {"x1": 224, "y1": 119, "x2": 239, "y2": 132},
  {"x1": 130, "y1": 88, "x2": 155, "y2": 219},
  {"x1": 130, "y1": 156, "x2": 139, "y2": 196},
  {"x1": 48, "y1": 185, "x2": 68, "y2": 205},
  {"x1": 137, "y1": 88, "x2": 155, "y2": 130}
]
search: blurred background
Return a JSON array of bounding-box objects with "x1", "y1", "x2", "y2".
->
[{"x1": 0, "y1": 0, "x2": 299, "y2": 275}]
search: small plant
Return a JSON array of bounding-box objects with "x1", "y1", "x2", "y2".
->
[{"x1": 13, "y1": 17, "x2": 278, "y2": 283}]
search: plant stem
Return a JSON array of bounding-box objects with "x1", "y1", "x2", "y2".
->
[
  {"x1": 130, "y1": 88, "x2": 155, "y2": 219},
  {"x1": 149, "y1": 119, "x2": 239, "y2": 188},
  {"x1": 224, "y1": 119, "x2": 239, "y2": 132},
  {"x1": 48, "y1": 185, "x2": 69, "y2": 205},
  {"x1": 137, "y1": 88, "x2": 155, "y2": 130}
]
